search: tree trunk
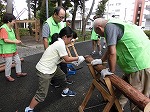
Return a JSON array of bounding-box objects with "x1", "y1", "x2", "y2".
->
[
  {"x1": 81, "y1": 0, "x2": 95, "y2": 41},
  {"x1": 81, "y1": 0, "x2": 85, "y2": 40},
  {"x1": 58, "y1": 0, "x2": 62, "y2": 6},
  {"x1": 33, "y1": 0, "x2": 37, "y2": 18},
  {"x1": 27, "y1": 0, "x2": 33, "y2": 36},
  {"x1": 6, "y1": 0, "x2": 13, "y2": 13},
  {"x1": 84, "y1": 55, "x2": 150, "y2": 111},
  {"x1": 71, "y1": 2, "x2": 78, "y2": 30}
]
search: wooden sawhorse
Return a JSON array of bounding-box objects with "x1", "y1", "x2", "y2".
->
[
  {"x1": 66, "y1": 42, "x2": 78, "y2": 57},
  {"x1": 78, "y1": 64, "x2": 122, "y2": 112}
]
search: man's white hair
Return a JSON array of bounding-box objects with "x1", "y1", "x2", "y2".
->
[{"x1": 93, "y1": 18, "x2": 107, "y2": 29}]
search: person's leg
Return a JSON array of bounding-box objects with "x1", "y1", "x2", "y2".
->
[
  {"x1": 142, "y1": 68, "x2": 150, "y2": 98},
  {"x1": 59, "y1": 62, "x2": 67, "y2": 74},
  {"x1": 53, "y1": 67, "x2": 76, "y2": 97},
  {"x1": 4, "y1": 57, "x2": 15, "y2": 81},
  {"x1": 59, "y1": 62, "x2": 73, "y2": 85},
  {"x1": 103, "y1": 37, "x2": 106, "y2": 49},
  {"x1": 119, "y1": 74, "x2": 129, "y2": 110},
  {"x1": 13, "y1": 54, "x2": 21, "y2": 73},
  {"x1": 25, "y1": 70, "x2": 52, "y2": 111},
  {"x1": 96, "y1": 39, "x2": 102, "y2": 55},
  {"x1": 13, "y1": 54, "x2": 27, "y2": 77},
  {"x1": 92, "y1": 40, "x2": 96, "y2": 54},
  {"x1": 128, "y1": 69, "x2": 150, "y2": 112}
]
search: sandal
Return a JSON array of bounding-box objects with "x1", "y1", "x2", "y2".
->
[
  {"x1": 6, "y1": 76, "x2": 15, "y2": 82},
  {"x1": 16, "y1": 73, "x2": 27, "y2": 77}
]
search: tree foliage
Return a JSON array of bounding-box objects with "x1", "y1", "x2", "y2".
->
[
  {"x1": 95, "y1": 0, "x2": 108, "y2": 17},
  {"x1": 0, "y1": 0, "x2": 6, "y2": 26},
  {"x1": 39, "y1": 0, "x2": 56, "y2": 24}
]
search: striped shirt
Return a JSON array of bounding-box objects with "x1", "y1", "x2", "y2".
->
[{"x1": 42, "y1": 23, "x2": 50, "y2": 38}]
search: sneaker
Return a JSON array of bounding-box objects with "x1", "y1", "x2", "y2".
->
[
  {"x1": 54, "y1": 84, "x2": 60, "y2": 88},
  {"x1": 25, "y1": 107, "x2": 34, "y2": 112},
  {"x1": 50, "y1": 82, "x2": 60, "y2": 88},
  {"x1": 99, "y1": 51, "x2": 102, "y2": 55},
  {"x1": 65, "y1": 79, "x2": 73, "y2": 85},
  {"x1": 92, "y1": 51, "x2": 96, "y2": 55},
  {"x1": 103, "y1": 45, "x2": 106, "y2": 49},
  {"x1": 50, "y1": 80, "x2": 60, "y2": 88},
  {"x1": 61, "y1": 89, "x2": 76, "y2": 97}
]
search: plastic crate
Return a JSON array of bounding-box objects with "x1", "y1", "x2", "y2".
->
[{"x1": 67, "y1": 64, "x2": 76, "y2": 75}]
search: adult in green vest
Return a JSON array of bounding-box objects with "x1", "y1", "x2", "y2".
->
[
  {"x1": 42, "y1": 6, "x2": 66, "y2": 50},
  {"x1": 90, "y1": 16, "x2": 102, "y2": 55},
  {"x1": 91, "y1": 18, "x2": 150, "y2": 112},
  {"x1": 0, "y1": 13, "x2": 27, "y2": 82},
  {"x1": 42, "y1": 7, "x2": 73, "y2": 86},
  {"x1": 64, "y1": 20, "x2": 71, "y2": 27},
  {"x1": 90, "y1": 28, "x2": 102, "y2": 55}
]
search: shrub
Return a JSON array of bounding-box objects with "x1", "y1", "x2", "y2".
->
[
  {"x1": 75, "y1": 30, "x2": 91, "y2": 42},
  {"x1": 18, "y1": 28, "x2": 30, "y2": 37}
]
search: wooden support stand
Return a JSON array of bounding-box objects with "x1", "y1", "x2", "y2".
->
[
  {"x1": 78, "y1": 63, "x2": 122, "y2": 112},
  {"x1": 66, "y1": 42, "x2": 78, "y2": 57},
  {"x1": 78, "y1": 55, "x2": 150, "y2": 112},
  {"x1": 15, "y1": 19, "x2": 41, "y2": 41}
]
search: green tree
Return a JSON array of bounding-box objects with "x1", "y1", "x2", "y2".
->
[
  {"x1": 38, "y1": 0, "x2": 56, "y2": 24},
  {"x1": 81, "y1": 0, "x2": 95, "y2": 40},
  {"x1": 95, "y1": 0, "x2": 108, "y2": 17},
  {"x1": 0, "y1": 0, "x2": 6, "y2": 26}
]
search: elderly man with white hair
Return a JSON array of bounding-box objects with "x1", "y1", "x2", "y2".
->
[{"x1": 91, "y1": 18, "x2": 150, "y2": 112}]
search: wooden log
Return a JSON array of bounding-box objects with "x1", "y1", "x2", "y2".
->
[
  {"x1": 0, "y1": 58, "x2": 24, "y2": 72},
  {"x1": 84, "y1": 55, "x2": 150, "y2": 111}
]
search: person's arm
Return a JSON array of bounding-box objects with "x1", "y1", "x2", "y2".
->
[
  {"x1": 42, "y1": 23, "x2": 50, "y2": 50},
  {"x1": 62, "y1": 55, "x2": 78, "y2": 62},
  {"x1": 4, "y1": 38, "x2": 21, "y2": 44},
  {"x1": 107, "y1": 45, "x2": 116, "y2": 73},
  {"x1": 0, "y1": 28, "x2": 21, "y2": 44},
  {"x1": 102, "y1": 23, "x2": 122, "y2": 73},
  {"x1": 43, "y1": 38, "x2": 49, "y2": 49},
  {"x1": 101, "y1": 45, "x2": 116, "y2": 73}
]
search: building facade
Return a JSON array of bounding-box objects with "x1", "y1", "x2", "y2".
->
[{"x1": 104, "y1": 0, "x2": 150, "y2": 29}]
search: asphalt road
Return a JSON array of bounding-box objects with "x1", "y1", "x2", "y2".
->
[{"x1": 0, "y1": 39, "x2": 130, "y2": 112}]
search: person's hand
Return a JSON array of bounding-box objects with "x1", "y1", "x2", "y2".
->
[
  {"x1": 100, "y1": 68, "x2": 114, "y2": 79},
  {"x1": 72, "y1": 56, "x2": 85, "y2": 66},
  {"x1": 91, "y1": 59, "x2": 102, "y2": 65},
  {"x1": 71, "y1": 61, "x2": 78, "y2": 66},
  {"x1": 77, "y1": 56, "x2": 85, "y2": 65},
  {"x1": 15, "y1": 39, "x2": 21, "y2": 44}
]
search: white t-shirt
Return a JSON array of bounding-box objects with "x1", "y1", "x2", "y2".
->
[{"x1": 36, "y1": 38, "x2": 68, "y2": 74}]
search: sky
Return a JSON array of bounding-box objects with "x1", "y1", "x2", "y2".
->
[
  {"x1": 13, "y1": 0, "x2": 100, "y2": 20},
  {"x1": 13, "y1": 0, "x2": 28, "y2": 20}
]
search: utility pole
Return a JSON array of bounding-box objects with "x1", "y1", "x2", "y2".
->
[
  {"x1": 124, "y1": 8, "x2": 127, "y2": 21},
  {"x1": 6, "y1": 0, "x2": 13, "y2": 13},
  {"x1": 46, "y1": 0, "x2": 49, "y2": 19}
]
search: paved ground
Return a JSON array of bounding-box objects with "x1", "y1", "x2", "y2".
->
[{"x1": 0, "y1": 36, "x2": 130, "y2": 112}]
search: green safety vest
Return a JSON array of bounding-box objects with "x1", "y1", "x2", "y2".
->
[
  {"x1": 91, "y1": 29, "x2": 99, "y2": 40},
  {"x1": 45, "y1": 17, "x2": 64, "y2": 44},
  {"x1": 105, "y1": 19, "x2": 150, "y2": 74},
  {"x1": 0, "y1": 24, "x2": 17, "y2": 54}
]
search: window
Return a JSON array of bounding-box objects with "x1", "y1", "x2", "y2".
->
[{"x1": 87, "y1": 22, "x2": 91, "y2": 25}]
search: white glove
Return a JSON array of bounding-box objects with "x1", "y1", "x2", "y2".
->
[
  {"x1": 91, "y1": 59, "x2": 102, "y2": 65},
  {"x1": 71, "y1": 61, "x2": 78, "y2": 66},
  {"x1": 74, "y1": 56, "x2": 85, "y2": 66},
  {"x1": 100, "y1": 68, "x2": 114, "y2": 79}
]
